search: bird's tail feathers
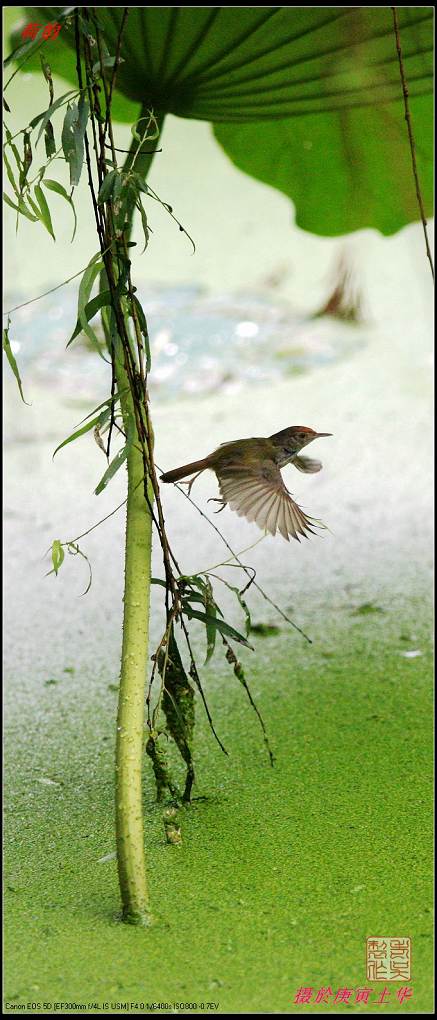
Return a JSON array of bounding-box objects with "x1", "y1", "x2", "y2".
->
[{"x1": 160, "y1": 458, "x2": 209, "y2": 484}]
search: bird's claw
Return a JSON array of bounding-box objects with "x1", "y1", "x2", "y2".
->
[{"x1": 207, "y1": 497, "x2": 227, "y2": 514}]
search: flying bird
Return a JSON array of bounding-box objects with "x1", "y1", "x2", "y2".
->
[{"x1": 160, "y1": 425, "x2": 331, "y2": 542}]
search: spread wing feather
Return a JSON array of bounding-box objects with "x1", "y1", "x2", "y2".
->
[{"x1": 216, "y1": 459, "x2": 324, "y2": 543}]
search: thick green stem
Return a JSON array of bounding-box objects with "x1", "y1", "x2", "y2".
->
[
  {"x1": 115, "y1": 364, "x2": 153, "y2": 924},
  {"x1": 113, "y1": 109, "x2": 164, "y2": 925}
]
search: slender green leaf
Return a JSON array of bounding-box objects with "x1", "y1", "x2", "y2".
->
[
  {"x1": 181, "y1": 592, "x2": 223, "y2": 618},
  {"x1": 4, "y1": 128, "x2": 22, "y2": 175},
  {"x1": 134, "y1": 177, "x2": 149, "y2": 196},
  {"x1": 112, "y1": 178, "x2": 133, "y2": 232},
  {"x1": 97, "y1": 169, "x2": 119, "y2": 205},
  {"x1": 182, "y1": 592, "x2": 207, "y2": 606},
  {"x1": 136, "y1": 198, "x2": 150, "y2": 255},
  {"x1": 74, "y1": 257, "x2": 110, "y2": 359},
  {"x1": 73, "y1": 94, "x2": 89, "y2": 185},
  {"x1": 25, "y1": 191, "x2": 41, "y2": 217},
  {"x1": 92, "y1": 54, "x2": 124, "y2": 78},
  {"x1": 203, "y1": 577, "x2": 218, "y2": 663},
  {"x1": 39, "y1": 51, "x2": 52, "y2": 81},
  {"x1": 3, "y1": 319, "x2": 29, "y2": 404},
  {"x1": 130, "y1": 294, "x2": 151, "y2": 371},
  {"x1": 112, "y1": 173, "x2": 124, "y2": 202},
  {"x1": 67, "y1": 288, "x2": 111, "y2": 348},
  {"x1": 40, "y1": 53, "x2": 54, "y2": 113},
  {"x1": 115, "y1": 266, "x2": 130, "y2": 302},
  {"x1": 33, "y1": 182, "x2": 55, "y2": 239},
  {"x1": 32, "y1": 89, "x2": 76, "y2": 140},
  {"x1": 61, "y1": 104, "x2": 77, "y2": 178},
  {"x1": 42, "y1": 178, "x2": 77, "y2": 240},
  {"x1": 39, "y1": 52, "x2": 54, "y2": 101},
  {"x1": 76, "y1": 390, "x2": 122, "y2": 427},
  {"x1": 3, "y1": 191, "x2": 38, "y2": 222},
  {"x1": 52, "y1": 406, "x2": 112, "y2": 459},
  {"x1": 3, "y1": 149, "x2": 20, "y2": 197},
  {"x1": 183, "y1": 607, "x2": 253, "y2": 649},
  {"x1": 44, "y1": 120, "x2": 56, "y2": 159},
  {"x1": 94, "y1": 444, "x2": 128, "y2": 495},
  {"x1": 19, "y1": 131, "x2": 33, "y2": 190},
  {"x1": 61, "y1": 96, "x2": 89, "y2": 187},
  {"x1": 51, "y1": 539, "x2": 64, "y2": 575},
  {"x1": 204, "y1": 602, "x2": 217, "y2": 664},
  {"x1": 181, "y1": 576, "x2": 223, "y2": 614}
]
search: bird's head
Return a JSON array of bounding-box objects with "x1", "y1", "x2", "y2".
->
[{"x1": 270, "y1": 425, "x2": 332, "y2": 454}]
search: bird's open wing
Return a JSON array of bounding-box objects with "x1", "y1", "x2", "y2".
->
[{"x1": 216, "y1": 459, "x2": 323, "y2": 542}]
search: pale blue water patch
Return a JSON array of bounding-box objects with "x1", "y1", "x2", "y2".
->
[{"x1": 4, "y1": 282, "x2": 366, "y2": 405}]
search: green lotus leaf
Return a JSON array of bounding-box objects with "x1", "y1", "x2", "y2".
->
[{"x1": 6, "y1": 6, "x2": 433, "y2": 235}]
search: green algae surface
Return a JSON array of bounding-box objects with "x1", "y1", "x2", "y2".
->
[{"x1": 4, "y1": 601, "x2": 433, "y2": 1014}]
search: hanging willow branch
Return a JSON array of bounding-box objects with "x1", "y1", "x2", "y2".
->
[{"x1": 391, "y1": 7, "x2": 434, "y2": 281}]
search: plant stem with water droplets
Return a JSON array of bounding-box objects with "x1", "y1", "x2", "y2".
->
[
  {"x1": 113, "y1": 115, "x2": 163, "y2": 925},
  {"x1": 115, "y1": 359, "x2": 153, "y2": 924}
]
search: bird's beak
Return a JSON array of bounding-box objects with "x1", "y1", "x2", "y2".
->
[{"x1": 315, "y1": 432, "x2": 332, "y2": 438}]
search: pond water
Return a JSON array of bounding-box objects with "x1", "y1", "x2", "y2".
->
[{"x1": 5, "y1": 282, "x2": 366, "y2": 405}]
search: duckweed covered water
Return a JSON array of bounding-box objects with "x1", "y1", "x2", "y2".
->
[{"x1": 3, "y1": 607, "x2": 433, "y2": 1014}]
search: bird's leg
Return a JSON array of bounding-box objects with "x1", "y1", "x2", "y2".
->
[
  {"x1": 207, "y1": 497, "x2": 227, "y2": 514},
  {"x1": 178, "y1": 470, "x2": 204, "y2": 495}
]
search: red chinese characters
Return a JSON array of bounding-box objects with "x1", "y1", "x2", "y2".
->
[{"x1": 21, "y1": 22, "x2": 62, "y2": 42}]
